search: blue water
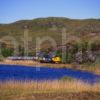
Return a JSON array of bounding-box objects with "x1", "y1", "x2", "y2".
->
[{"x1": 0, "y1": 64, "x2": 100, "y2": 84}]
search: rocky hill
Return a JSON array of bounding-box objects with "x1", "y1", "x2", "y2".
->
[{"x1": 0, "y1": 17, "x2": 100, "y2": 51}]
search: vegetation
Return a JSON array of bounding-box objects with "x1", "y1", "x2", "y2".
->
[
  {"x1": 1, "y1": 48, "x2": 13, "y2": 57},
  {"x1": 0, "y1": 55, "x2": 4, "y2": 61},
  {"x1": 0, "y1": 18, "x2": 99, "y2": 57},
  {"x1": 0, "y1": 17, "x2": 99, "y2": 68},
  {"x1": 60, "y1": 76, "x2": 74, "y2": 81},
  {"x1": 0, "y1": 18, "x2": 100, "y2": 99},
  {"x1": 0, "y1": 80, "x2": 100, "y2": 100},
  {"x1": 0, "y1": 17, "x2": 100, "y2": 51}
]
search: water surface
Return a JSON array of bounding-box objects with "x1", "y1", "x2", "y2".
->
[{"x1": 0, "y1": 64, "x2": 100, "y2": 84}]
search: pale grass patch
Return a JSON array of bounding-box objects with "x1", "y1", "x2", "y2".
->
[{"x1": 0, "y1": 80, "x2": 100, "y2": 93}]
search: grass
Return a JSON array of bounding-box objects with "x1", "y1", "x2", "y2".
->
[
  {"x1": 0, "y1": 80, "x2": 100, "y2": 100},
  {"x1": 80, "y1": 64, "x2": 100, "y2": 75},
  {"x1": 60, "y1": 76, "x2": 74, "y2": 81}
]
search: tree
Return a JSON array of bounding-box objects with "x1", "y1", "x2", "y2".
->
[{"x1": 1, "y1": 48, "x2": 13, "y2": 57}]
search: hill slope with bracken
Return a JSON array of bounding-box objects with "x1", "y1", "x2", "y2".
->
[{"x1": 0, "y1": 17, "x2": 100, "y2": 50}]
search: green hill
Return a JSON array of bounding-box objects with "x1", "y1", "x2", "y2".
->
[{"x1": 0, "y1": 17, "x2": 100, "y2": 51}]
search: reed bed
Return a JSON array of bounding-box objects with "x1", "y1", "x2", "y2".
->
[
  {"x1": 0, "y1": 80, "x2": 100, "y2": 93},
  {"x1": 0, "y1": 80, "x2": 100, "y2": 100}
]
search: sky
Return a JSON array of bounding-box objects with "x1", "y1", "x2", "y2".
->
[{"x1": 0, "y1": 0, "x2": 100, "y2": 23}]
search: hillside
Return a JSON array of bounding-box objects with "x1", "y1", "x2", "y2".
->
[{"x1": 0, "y1": 17, "x2": 100, "y2": 51}]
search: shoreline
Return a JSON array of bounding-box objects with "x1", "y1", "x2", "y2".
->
[{"x1": 0, "y1": 60, "x2": 100, "y2": 75}]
